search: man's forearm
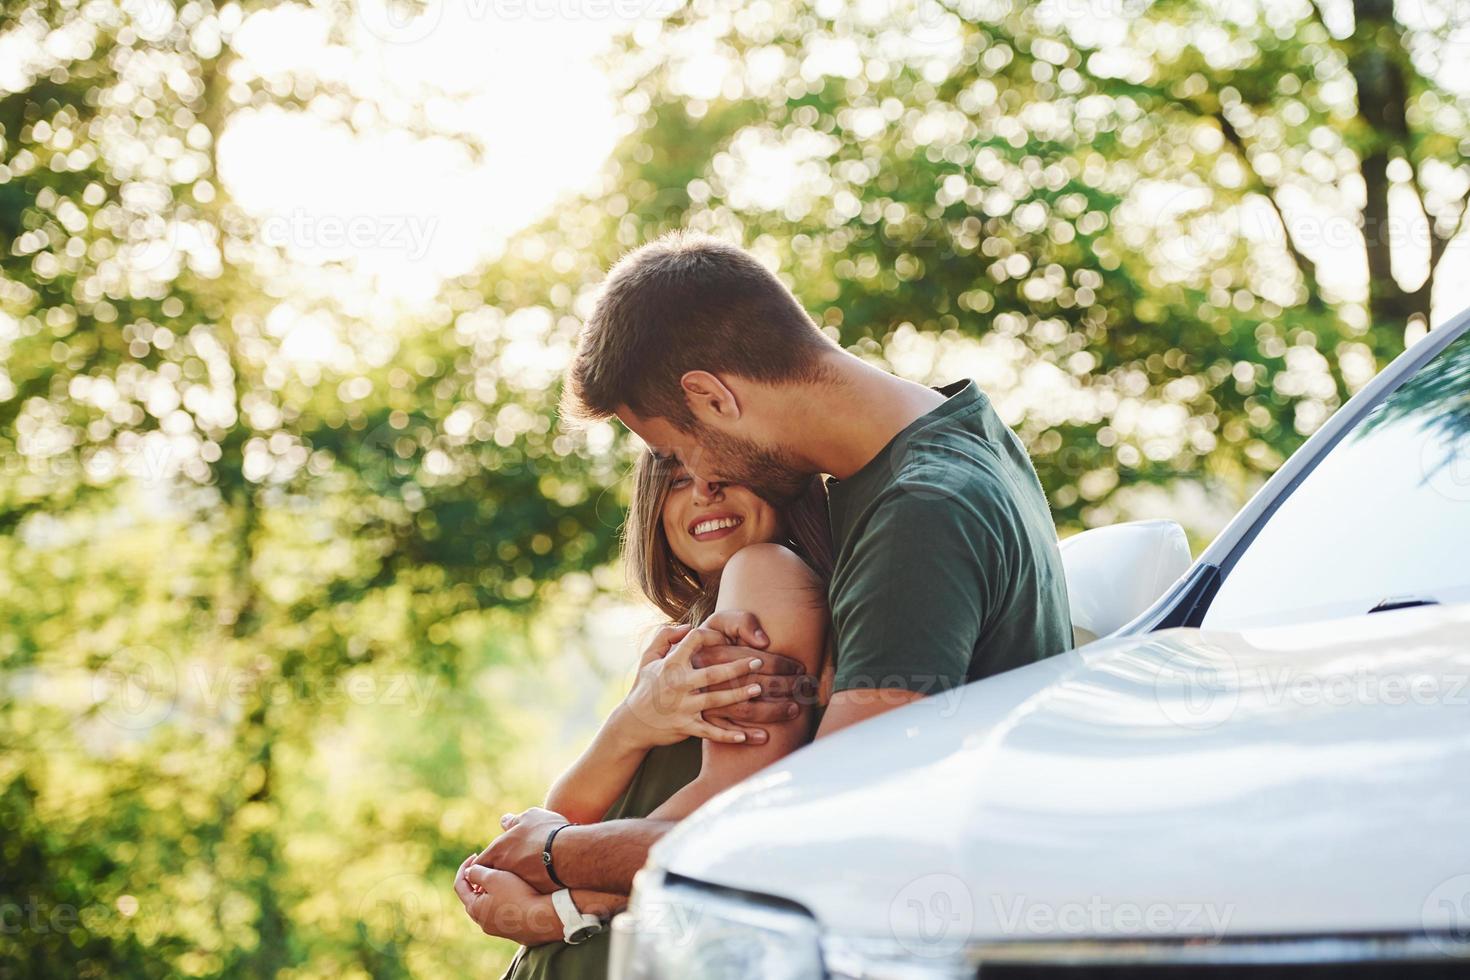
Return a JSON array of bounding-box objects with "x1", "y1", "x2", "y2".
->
[
  {"x1": 571, "y1": 888, "x2": 628, "y2": 922},
  {"x1": 554, "y1": 819, "x2": 674, "y2": 893}
]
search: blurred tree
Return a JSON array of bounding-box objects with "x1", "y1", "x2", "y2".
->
[
  {"x1": 493, "y1": 0, "x2": 1468, "y2": 528},
  {"x1": 3, "y1": 0, "x2": 1468, "y2": 975},
  {"x1": 1, "y1": 0, "x2": 624, "y2": 975},
  {"x1": 1096, "y1": 0, "x2": 1470, "y2": 362}
]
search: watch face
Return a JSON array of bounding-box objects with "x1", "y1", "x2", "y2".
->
[{"x1": 567, "y1": 923, "x2": 604, "y2": 945}]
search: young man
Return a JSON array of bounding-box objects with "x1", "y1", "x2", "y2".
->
[{"x1": 457, "y1": 232, "x2": 1073, "y2": 967}]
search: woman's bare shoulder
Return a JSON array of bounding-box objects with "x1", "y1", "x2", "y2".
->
[
  {"x1": 716, "y1": 543, "x2": 827, "y2": 671},
  {"x1": 719, "y1": 542, "x2": 824, "y2": 593}
]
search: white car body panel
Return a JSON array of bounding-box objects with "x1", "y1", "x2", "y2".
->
[{"x1": 651, "y1": 603, "x2": 1470, "y2": 943}]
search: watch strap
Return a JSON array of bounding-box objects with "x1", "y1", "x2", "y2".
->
[{"x1": 550, "y1": 888, "x2": 603, "y2": 944}]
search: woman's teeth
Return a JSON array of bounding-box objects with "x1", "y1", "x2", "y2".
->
[{"x1": 691, "y1": 516, "x2": 743, "y2": 536}]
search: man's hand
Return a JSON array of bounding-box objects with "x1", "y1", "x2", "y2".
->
[
  {"x1": 695, "y1": 608, "x2": 816, "y2": 728},
  {"x1": 692, "y1": 643, "x2": 814, "y2": 725},
  {"x1": 454, "y1": 855, "x2": 561, "y2": 946},
  {"x1": 477, "y1": 807, "x2": 566, "y2": 893}
]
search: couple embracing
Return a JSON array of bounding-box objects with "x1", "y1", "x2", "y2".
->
[{"x1": 454, "y1": 232, "x2": 1073, "y2": 979}]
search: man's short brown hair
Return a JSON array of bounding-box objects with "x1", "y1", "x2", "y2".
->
[{"x1": 562, "y1": 231, "x2": 835, "y2": 428}]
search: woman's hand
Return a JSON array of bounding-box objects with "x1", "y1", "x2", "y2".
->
[
  {"x1": 619, "y1": 626, "x2": 768, "y2": 746},
  {"x1": 454, "y1": 855, "x2": 561, "y2": 946},
  {"x1": 636, "y1": 623, "x2": 693, "y2": 668}
]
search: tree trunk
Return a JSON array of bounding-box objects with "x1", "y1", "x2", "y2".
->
[{"x1": 1348, "y1": 0, "x2": 1431, "y2": 350}]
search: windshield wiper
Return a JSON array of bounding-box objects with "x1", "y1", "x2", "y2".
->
[{"x1": 1368, "y1": 595, "x2": 1441, "y2": 614}]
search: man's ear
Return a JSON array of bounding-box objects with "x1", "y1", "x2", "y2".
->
[{"x1": 680, "y1": 371, "x2": 741, "y2": 424}]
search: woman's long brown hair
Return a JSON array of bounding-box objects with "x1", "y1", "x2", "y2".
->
[{"x1": 623, "y1": 454, "x2": 834, "y2": 627}]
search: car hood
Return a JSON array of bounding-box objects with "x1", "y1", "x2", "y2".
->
[{"x1": 652, "y1": 604, "x2": 1470, "y2": 942}]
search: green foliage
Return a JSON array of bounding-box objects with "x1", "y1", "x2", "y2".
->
[{"x1": 1, "y1": 0, "x2": 1467, "y2": 976}]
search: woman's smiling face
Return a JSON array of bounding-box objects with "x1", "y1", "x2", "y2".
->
[{"x1": 661, "y1": 465, "x2": 783, "y2": 576}]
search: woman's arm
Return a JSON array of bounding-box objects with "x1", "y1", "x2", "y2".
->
[
  {"x1": 543, "y1": 624, "x2": 686, "y2": 824},
  {"x1": 648, "y1": 544, "x2": 827, "y2": 820},
  {"x1": 543, "y1": 703, "x2": 660, "y2": 826}
]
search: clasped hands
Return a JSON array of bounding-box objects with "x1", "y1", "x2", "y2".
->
[{"x1": 455, "y1": 609, "x2": 816, "y2": 944}]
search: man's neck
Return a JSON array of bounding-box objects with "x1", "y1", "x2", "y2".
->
[{"x1": 782, "y1": 352, "x2": 947, "y2": 481}]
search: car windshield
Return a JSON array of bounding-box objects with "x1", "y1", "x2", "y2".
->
[{"x1": 1202, "y1": 326, "x2": 1470, "y2": 631}]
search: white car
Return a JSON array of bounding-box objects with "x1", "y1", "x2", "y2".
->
[{"x1": 608, "y1": 310, "x2": 1470, "y2": 979}]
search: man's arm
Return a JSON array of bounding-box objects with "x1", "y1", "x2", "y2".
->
[
  {"x1": 549, "y1": 818, "x2": 675, "y2": 893},
  {"x1": 815, "y1": 687, "x2": 925, "y2": 737},
  {"x1": 476, "y1": 807, "x2": 675, "y2": 894}
]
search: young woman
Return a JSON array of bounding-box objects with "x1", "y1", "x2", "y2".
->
[{"x1": 496, "y1": 454, "x2": 833, "y2": 980}]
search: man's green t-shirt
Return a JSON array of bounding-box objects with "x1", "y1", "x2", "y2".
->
[
  {"x1": 499, "y1": 738, "x2": 700, "y2": 980},
  {"x1": 827, "y1": 379, "x2": 1072, "y2": 695}
]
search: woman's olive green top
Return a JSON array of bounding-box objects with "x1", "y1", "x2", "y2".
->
[{"x1": 499, "y1": 737, "x2": 702, "y2": 980}]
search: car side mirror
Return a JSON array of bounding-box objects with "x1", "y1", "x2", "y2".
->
[{"x1": 1059, "y1": 520, "x2": 1192, "y2": 645}]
